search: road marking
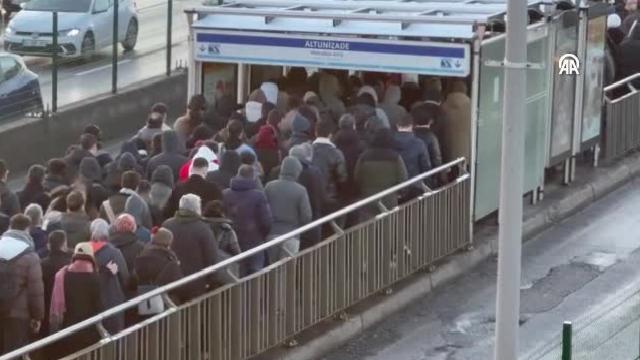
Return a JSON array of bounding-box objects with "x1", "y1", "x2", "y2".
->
[{"x1": 74, "y1": 59, "x2": 132, "y2": 76}]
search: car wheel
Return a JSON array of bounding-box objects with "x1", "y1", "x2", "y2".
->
[
  {"x1": 81, "y1": 32, "x2": 95, "y2": 62},
  {"x1": 122, "y1": 19, "x2": 138, "y2": 51}
]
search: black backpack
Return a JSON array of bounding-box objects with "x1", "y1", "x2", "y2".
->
[{"x1": 0, "y1": 249, "x2": 30, "y2": 316}]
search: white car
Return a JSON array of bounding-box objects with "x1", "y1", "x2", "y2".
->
[{"x1": 3, "y1": 0, "x2": 138, "y2": 59}]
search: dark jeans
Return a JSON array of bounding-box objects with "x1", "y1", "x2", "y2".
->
[{"x1": 0, "y1": 317, "x2": 31, "y2": 355}]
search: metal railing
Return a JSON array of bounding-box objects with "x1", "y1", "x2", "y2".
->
[
  {"x1": 602, "y1": 73, "x2": 640, "y2": 162},
  {"x1": 0, "y1": 158, "x2": 471, "y2": 360}
]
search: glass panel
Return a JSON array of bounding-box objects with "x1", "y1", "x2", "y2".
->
[
  {"x1": 549, "y1": 11, "x2": 579, "y2": 162},
  {"x1": 581, "y1": 16, "x2": 606, "y2": 144},
  {"x1": 474, "y1": 31, "x2": 550, "y2": 220},
  {"x1": 202, "y1": 62, "x2": 237, "y2": 110}
]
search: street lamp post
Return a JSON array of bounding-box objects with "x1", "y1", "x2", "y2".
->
[{"x1": 493, "y1": 0, "x2": 528, "y2": 358}]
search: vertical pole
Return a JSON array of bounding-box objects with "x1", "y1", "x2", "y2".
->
[
  {"x1": 493, "y1": 0, "x2": 527, "y2": 357},
  {"x1": 52, "y1": 11, "x2": 58, "y2": 113},
  {"x1": 112, "y1": 0, "x2": 119, "y2": 94},
  {"x1": 561, "y1": 321, "x2": 572, "y2": 360},
  {"x1": 166, "y1": 0, "x2": 172, "y2": 76}
]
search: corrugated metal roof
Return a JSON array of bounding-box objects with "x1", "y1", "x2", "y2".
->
[{"x1": 189, "y1": 0, "x2": 543, "y2": 40}]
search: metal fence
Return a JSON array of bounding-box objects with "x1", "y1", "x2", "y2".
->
[
  {"x1": 0, "y1": 158, "x2": 471, "y2": 360},
  {"x1": 602, "y1": 73, "x2": 640, "y2": 163}
]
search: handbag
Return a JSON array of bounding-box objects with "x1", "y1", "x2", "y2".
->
[{"x1": 137, "y1": 263, "x2": 170, "y2": 316}]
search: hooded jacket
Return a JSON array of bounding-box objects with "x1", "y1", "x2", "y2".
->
[
  {"x1": 312, "y1": 138, "x2": 348, "y2": 209},
  {"x1": 60, "y1": 211, "x2": 91, "y2": 249},
  {"x1": 223, "y1": 178, "x2": 272, "y2": 251},
  {"x1": 286, "y1": 113, "x2": 312, "y2": 151},
  {"x1": 394, "y1": 131, "x2": 432, "y2": 180},
  {"x1": 18, "y1": 181, "x2": 50, "y2": 212},
  {"x1": 162, "y1": 210, "x2": 218, "y2": 298},
  {"x1": 265, "y1": 157, "x2": 312, "y2": 237},
  {"x1": 254, "y1": 124, "x2": 281, "y2": 178},
  {"x1": 134, "y1": 245, "x2": 185, "y2": 302},
  {"x1": 146, "y1": 131, "x2": 188, "y2": 182},
  {"x1": 109, "y1": 232, "x2": 145, "y2": 288},
  {"x1": 355, "y1": 130, "x2": 408, "y2": 212},
  {"x1": 206, "y1": 150, "x2": 241, "y2": 191},
  {"x1": 125, "y1": 196, "x2": 152, "y2": 243},
  {"x1": 380, "y1": 85, "x2": 408, "y2": 129},
  {"x1": 333, "y1": 128, "x2": 365, "y2": 201},
  {"x1": 0, "y1": 232, "x2": 44, "y2": 321}
]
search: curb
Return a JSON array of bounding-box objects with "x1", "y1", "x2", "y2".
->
[{"x1": 260, "y1": 153, "x2": 640, "y2": 360}]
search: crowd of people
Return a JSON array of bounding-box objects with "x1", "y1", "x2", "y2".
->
[
  {"x1": 607, "y1": 0, "x2": 640, "y2": 86},
  {"x1": 0, "y1": 69, "x2": 471, "y2": 358}
]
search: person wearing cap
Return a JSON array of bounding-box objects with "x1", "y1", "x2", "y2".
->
[
  {"x1": 134, "y1": 227, "x2": 185, "y2": 305},
  {"x1": 49, "y1": 242, "x2": 103, "y2": 357},
  {"x1": 162, "y1": 194, "x2": 218, "y2": 298}
]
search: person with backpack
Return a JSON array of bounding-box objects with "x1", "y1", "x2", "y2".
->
[
  {"x1": 202, "y1": 200, "x2": 241, "y2": 283},
  {"x1": 134, "y1": 227, "x2": 185, "y2": 317},
  {"x1": 0, "y1": 215, "x2": 44, "y2": 354}
]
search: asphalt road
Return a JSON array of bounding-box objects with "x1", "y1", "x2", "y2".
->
[
  {"x1": 2, "y1": 0, "x2": 195, "y2": 107},
  {"x1": 323, "y1": 180, "x2": 640, "y2": 360}
]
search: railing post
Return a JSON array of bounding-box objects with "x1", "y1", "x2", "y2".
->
[
  {"x1": 561, "y1": 321, "x2": 572, "y2": 360},
  {"x1": 112, "y1": 0, "x2": 119, "y2": 94},
  {"x1": 166, "y1": 0, "x2": 172, "y2": 76},
  {"x1": 51, "y1": 11, "x2": 58, "y2": 113}
]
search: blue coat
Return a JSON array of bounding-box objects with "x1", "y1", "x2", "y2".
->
[
  {"x1": 223, "y1": 178, "x2": 272, "y2": 251},
  {"x1": 93, "y1": 242, "x2": 129, "y2": 334}
]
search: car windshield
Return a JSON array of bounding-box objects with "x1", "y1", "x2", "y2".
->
[{"x1": 24, "y1": 0, "x2": 93, "y2": 13}]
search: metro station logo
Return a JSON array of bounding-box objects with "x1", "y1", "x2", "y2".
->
[{"x1": 558, "y1": 54, "x2": 580, "y2": 75}]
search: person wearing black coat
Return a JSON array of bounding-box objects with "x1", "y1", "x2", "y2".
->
[
  {"x1": 146, "y1": 130, "x2": 188, "y2": 182},
  {"x1": 162, "y1": 194, "x2": 218, "y2": 299},
  {"x1": 109, "y1": 214, "x2": 145, "y2": 283},
  {"x1": 164, "y1": 158, "x2": 223, "y2": 220},
  {"x1": 19, "y1": 165, "x2": 51, "y2": 212},
  {"x1": 40, "y1": 231, "x2": 72, "y2": 337},
  {"x1": 134, "y1": 228, "x2": 186, "y2": 305},
  {"x1": 206, "y1": 150, "x2": 241, "y2": 191},
  {"x1": 333, "y1": 114, "x2": 365, "y2": 205},
  {"x1": 617, "y1": 24, "x2": 640, "y2": 88}
]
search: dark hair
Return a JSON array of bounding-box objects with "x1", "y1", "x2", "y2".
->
[
  {"x1": 287, "y1": 95, "x2": 303, "y2": 111},
  {"x1": 397, "y1": 114, "x2": 414, "y2": 128},
  {"x1": 121, "y1": 170, "x2": 141, "y2": 190},
  {"x1": 267, "y1": 109, "x2": 283, "y2": 127},
  {"x1": 151, "y1": 102, "x2": 168, "y2": 115},
  {"x1": 188, "y1": 94, "x2": 207, "y2": 111},
  {"x1": 410, "y1": 103, "x2": 440, "y2": 127},
  {"x1": 0, "y1": 159, "x2": 8, "y2": 179},
  {"x1": 147, "y1": 113, "x2": 164, "y2": 129},
  {"x1": 298, "y1": 105, "x2": 318, "y2": 125},
  {"x1": 9, "y1": 214, "x2": 31, "y2": 231},
  {"x1": 48, "y1": 230, "x2": 67, "y2": 251},
  {"x1": 83, "y1": 124, "x2": 102, "y2": 140},
  {"x1": 187, "y1": 124, "x2": 215, "y2": 149},
  {"x1": 47, "y1": 158, "x2": 67, "y2": 176},
  {"x1": 80, "y1": 133, "x2": 98, "y2": 151},
  {"x1": 261, "y1": 102, "x2": 277, "y2": 120},
  {"x1": 225, "y1": 119, "x2": 245, "y2": 150},
  {"x1": 151, "y1": 133, "x2": 163, "y2": 156},
  {"x1": 66, "y1": 191, "x2": 85, "y2": 212},
  {"x1": 315, "y1": 119, "x2": 335, "y2": 138},
  {"x1": 137, "y1": 180, "x2": 151, "y2": 194},
  {"x1": 203, "y1": 200, "x2": 225, "y2": 218},
  {"x1": 27, "y1": 164, "x2": 46, "y2": 185},
  {"x1": 192, "y1": 157, "x2": 209, "y2": 170},
  {"x1": 355, "y1": 93, "x2": 376, "y2": 108},
  {"x1": 240, "y1": 151, "x2": 256, "y2": 165}
]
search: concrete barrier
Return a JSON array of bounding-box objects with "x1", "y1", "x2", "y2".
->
[{"x1": 0, "y1": 71, "x2": 187, "y2": 172}]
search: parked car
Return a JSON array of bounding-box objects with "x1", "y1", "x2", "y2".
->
[
  {"x1": 3, "y1": 0, "x2": 138, "y2": 60},
  {"x1": 0, "y1": 52, "x2": 42, "y2": 119}
]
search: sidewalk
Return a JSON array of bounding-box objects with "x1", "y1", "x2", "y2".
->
[{"x1": 259, "y1": 151, "x2": 640, "y2": 360}]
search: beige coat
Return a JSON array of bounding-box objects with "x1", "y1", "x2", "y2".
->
[{"x1": 442, "y1": 91, "x2": 472, "y2": 164}]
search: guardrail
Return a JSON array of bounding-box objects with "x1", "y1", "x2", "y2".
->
[
  {"x1": 0, "y1": 158, "x2": 470, "y2": 360},
  {"x1": 602, "y1": 73, "x2": 640, "y2": 162}
]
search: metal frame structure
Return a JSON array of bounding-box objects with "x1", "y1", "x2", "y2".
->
[{"x1": 0, "y1": 159, "x2": 469, "y2": 360}]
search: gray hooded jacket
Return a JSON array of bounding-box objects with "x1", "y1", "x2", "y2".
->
[{"x1": 264, "y1": 157, "x2": 312, "y2": 236}]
